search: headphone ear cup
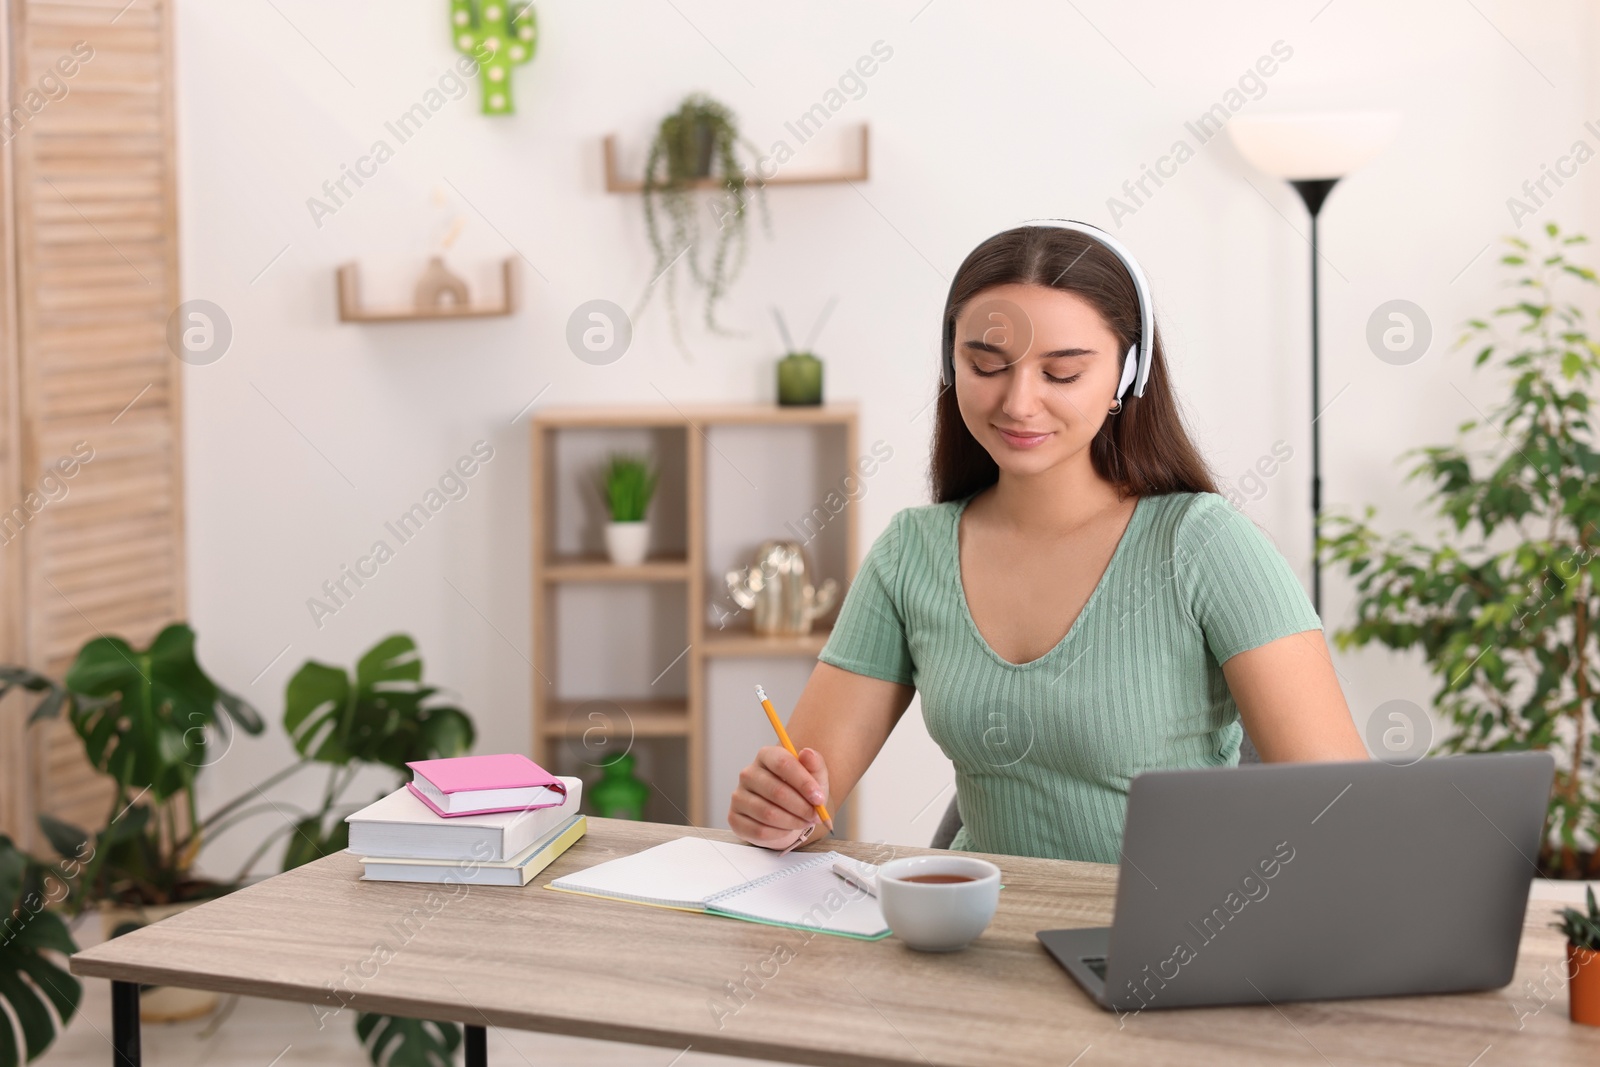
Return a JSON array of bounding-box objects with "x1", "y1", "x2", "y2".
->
[{"x1": 1115, "y1": 342, "x2": 1138, "y2": 399}]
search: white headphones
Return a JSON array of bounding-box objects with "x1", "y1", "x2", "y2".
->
[{"x1": 941, "y1": 218, "x2": 1154, "y2": 401}]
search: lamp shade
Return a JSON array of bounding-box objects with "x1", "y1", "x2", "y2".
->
[{"x1": 1227, "y1": 110, "x2": 1401, "y2": 180}]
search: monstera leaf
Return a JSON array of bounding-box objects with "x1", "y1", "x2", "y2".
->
[
  {"x1": 284, "y1": 635, "x2": 473, "y2": 772},
  {"x1": 0, "y1": 836, "x2": 80, "y2": 1067},
  {"x1": 279, "y1": 635, "x2": 474, "y2": 871},
  {"x1": 356, "y1": 1013, "x2": 461, "y2": 1067},
  {"x1": 59, "y1": 623, "x2": 262, "y2": 801}
]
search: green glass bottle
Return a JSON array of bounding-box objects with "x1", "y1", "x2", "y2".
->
[
  {"x1": 589, "y1": 752, "x2": 650, "y2": 820},
  {"x1": 777, "y1": 351, "x2": 823, "y2": 405}
]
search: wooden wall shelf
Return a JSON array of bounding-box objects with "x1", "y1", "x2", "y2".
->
[
  {"x1": 531, "y1": 403, "x2": 861, "y2": 833},
  {"x1": 336, "y1": 258, "x2": 520, "y2": 323},
  {"x1": 602, "y1": 125, "x2": 869, "y2": 193}
]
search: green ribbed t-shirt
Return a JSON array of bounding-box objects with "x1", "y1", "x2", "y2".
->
[{"x1": 817, "y1": 490, "x2": 1323, "y2": 864}]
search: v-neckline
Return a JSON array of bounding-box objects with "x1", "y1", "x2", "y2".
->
[{"x1": 951, "y1": 490, "x2": 1145, "y2": 670}]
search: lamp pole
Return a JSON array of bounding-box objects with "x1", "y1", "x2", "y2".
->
[{"x1": 1289, "y1": 177, "x2": 1338, "y2": 616}]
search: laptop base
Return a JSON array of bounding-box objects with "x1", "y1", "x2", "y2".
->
[{"x1": 1037, "y1": 927, "x2": 1112, "y2": 1008}]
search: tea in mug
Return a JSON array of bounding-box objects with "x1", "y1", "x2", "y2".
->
[{"x1": 899, "y1": 873, "x2": 976, "y2": 884}]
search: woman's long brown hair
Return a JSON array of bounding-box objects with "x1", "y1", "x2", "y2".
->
[{"x1": 931, "y1": 225, "x2": 1219, "y2": 504}]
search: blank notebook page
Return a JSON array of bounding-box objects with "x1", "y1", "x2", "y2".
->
[
  {"x1": 704, "y1": 851, "x2": 889, "y2": 938},
  {"x1": 546, "y1": 835, "x2": 821, "y2": 909}
]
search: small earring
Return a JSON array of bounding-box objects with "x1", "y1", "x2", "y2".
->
[{"x1": 1108, "y1": 397, "x2": 1123, "y2": 415}]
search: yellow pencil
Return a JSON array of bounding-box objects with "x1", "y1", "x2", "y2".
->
[{"x1": 754, "y1": 684, "x2": 834, "y2": 832}]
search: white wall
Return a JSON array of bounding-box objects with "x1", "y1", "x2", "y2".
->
[{"x1": 176, "y1": 0, "x2": 1600, "y2": 877}]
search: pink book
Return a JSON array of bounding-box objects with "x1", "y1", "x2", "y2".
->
[{"x1": 405, "y1": 753, "x2": 569, "y2": 818}]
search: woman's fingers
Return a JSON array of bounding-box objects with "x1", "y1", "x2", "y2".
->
[
  {"x1": 728, "y1": 745, "x2": 832, "y2": 850},
  {"x1": 729, "y1": 806, "x2": 816, "y2": 849},
  {"x1": 730, "y1": 784, "x2": 814, "y2": 832},
  {"x1": 738, "y1": 758, "x2": 816, "y2": 822},
  {"x1": 761, "y1": 744, "x2": 828, "y2": 809}
]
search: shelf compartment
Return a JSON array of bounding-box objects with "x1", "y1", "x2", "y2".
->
[
  {"x1": 542, "y1": 699, "x2": 690, "y2": 737},
  {"x1": 544, "y1": 556, "x2": 690, "y2": 583},
  {"x1": 336, "y1": 258, "x2": 519, "y2": 322}
]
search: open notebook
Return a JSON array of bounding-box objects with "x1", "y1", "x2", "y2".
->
[{"x1": 546, "y1": 836, "x2": 890, "y2": 940}]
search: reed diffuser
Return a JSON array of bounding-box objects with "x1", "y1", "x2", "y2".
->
[{"x1": 773, "y1": 297, "x2": 836, "y2": 406}]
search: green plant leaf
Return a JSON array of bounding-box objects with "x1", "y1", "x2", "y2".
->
[
  {"x1": 355, "y1": 1013, "x2": 462, "y2": 1067},
  {"x1": 60, "y1": 623, "x2": 243, "y2": 800},
  {"x1": 0, "y1": 836, "x2": 80, "y2": 1067},
  {"x1": 285, "y1": 661, "x2": 354, "y2": 763},
  {"x1": 33, "y1": 817, "x2": 86, "y2": 863},
  {"x1": 281, "y1": 814, "x2": 348, "y2": 872}
]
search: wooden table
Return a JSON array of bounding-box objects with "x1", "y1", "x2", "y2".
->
[{"x1": 71, "y1": 817, "x2": 1600, "y2": 1066}]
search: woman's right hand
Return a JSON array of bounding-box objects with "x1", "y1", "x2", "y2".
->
[{"x1": 728, "y1": 744, "x2": 832, "y2": 850}]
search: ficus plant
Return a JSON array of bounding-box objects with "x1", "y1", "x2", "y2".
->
[{"x1": 1320, "y1": 220, "x2": 1600, "y2": 878}]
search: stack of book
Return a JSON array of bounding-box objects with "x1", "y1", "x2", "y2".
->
[{"x1": 345, "y1": 754, "x2": 586, "y2": 886}]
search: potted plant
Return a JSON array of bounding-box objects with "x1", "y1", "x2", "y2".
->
[
  {"x1": 1554, "y1": 886, "x2": 1600, "y2": 1025},
  {"x1": 3, "y1": 622, "x2": 263, "y2": 1021},
  {"x1": 10, "y1": 629, "x2": 480, "y2": 1064},
  {"x1": 1320, "y1": 221, "x2": 1600, "y2": 877},
  {"x1": 0, "y1": 834, "x2": 81, "y2": 1065},
  {"x1": 599, "y1": 452, "x2": 658, "y2": 566},
  {"x1": 638, "y1": 92, "x2": 772, "y2": 359}
]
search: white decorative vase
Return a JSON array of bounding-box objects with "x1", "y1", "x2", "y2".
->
[
  {"x1": 605, "y1": 521, "x2": 649, "y2": 566},
  {"x1": 100, "y1": 900, "x2": 221, "y2": 1022}
]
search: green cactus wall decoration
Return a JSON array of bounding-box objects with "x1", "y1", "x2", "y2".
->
[{"x1": 450, "y1": 0, "x2": 538, "y2": 116}]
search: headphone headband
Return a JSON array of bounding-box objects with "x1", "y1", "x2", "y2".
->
[{"x1": 941, "y1": 218, "x2": 1154, "y2": 400}]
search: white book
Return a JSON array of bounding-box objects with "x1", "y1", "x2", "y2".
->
[
  {"x1": 345, "y1": 776, "x2": 583, "y2": 862},
  {"x1": 546, "y1": 835, "x2": 890, "y2": 939},
  {"x1": 361, "y1": 814, "x2": 587, "y2": 886}
]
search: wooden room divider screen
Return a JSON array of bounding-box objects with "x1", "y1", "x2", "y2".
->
[{"x1": 0, "y1": 0, "x2": 186, "y2": 852}]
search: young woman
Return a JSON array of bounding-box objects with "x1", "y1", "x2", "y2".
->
[{"x1": 727, "y1": 222, "x2": 1367, "y2": 862}]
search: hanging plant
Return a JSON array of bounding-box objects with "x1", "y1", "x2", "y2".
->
[
  {"x1": 449, "y1": 0, "x2": 538, "y2": 115},
  {"x1": 638, "y1": 93, "x2": 773, "y2": 359}
]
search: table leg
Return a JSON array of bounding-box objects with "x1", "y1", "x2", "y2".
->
[
  {"x1": 465, "y1": 1024, "x2": 487, "y2": 1066},
  {"x1": 111, "y1": 981, "x2": 141, "y2": 1067}
]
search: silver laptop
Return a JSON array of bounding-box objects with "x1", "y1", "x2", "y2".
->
[{"x1": 1037, "y1": 752, "x2": 1554, "y2": 1012}]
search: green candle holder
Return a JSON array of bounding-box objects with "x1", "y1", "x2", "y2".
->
[{"x1": 777, "y1": 351, "x2": 823, "y2": 406}]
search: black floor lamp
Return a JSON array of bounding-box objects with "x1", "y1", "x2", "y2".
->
[{"x1": 1227, "y1": 111, "x2": 1400, "y2": 614}]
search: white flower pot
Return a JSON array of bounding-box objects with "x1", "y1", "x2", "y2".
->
[{"x1": 605, "y1": 521, "x2": 650, "y2": 566}]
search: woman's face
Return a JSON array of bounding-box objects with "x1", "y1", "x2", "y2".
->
[{"x1": 952, "y1": 282, "x2": 1125, "y2": 474}]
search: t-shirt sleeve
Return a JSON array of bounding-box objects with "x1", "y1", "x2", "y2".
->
[
  {"x1": 816, "y1": 510, "x2": 915, "y2": 686},
  {"x1": 1176, "y1": 493, "x2": 1323, "y2": 665}
]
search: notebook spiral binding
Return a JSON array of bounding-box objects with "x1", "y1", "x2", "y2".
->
[{"x1": 701, "y1": 850, "x2": 842, "y2": 905}]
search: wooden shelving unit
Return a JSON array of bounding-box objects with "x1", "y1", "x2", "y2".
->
[
  {"x1": 531, "y1": 403, "x2": 860, "y2": 836},
  {"x1": 336, "y1": 258, "x2": 520, "y2": 323},
  {"x1": 602, "y1": 125, "x2": 870, "y2": 193}
]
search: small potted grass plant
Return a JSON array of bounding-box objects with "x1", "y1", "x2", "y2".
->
[
  {"x1": 599, "y1": 453, "x2": 658, "y2": 566},
  {"x1": 1555, "y1": 887, "x2": 1600, "y2": 1025}
]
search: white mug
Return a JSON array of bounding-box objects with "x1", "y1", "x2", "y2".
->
[{"x1": 876, "y1": 855, "x2": 1001, "y2": 952}]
